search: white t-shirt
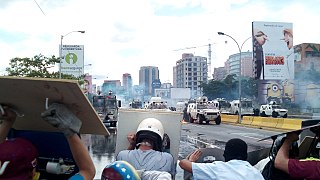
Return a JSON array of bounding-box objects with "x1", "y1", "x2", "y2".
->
[
  {"x1": 192, "y1": 160, "x2": 264, "y2": 180},
  {"x1": 141, "y1": 171, "x2": 172, "y2": 180},
  {"x1": 116, "y1": 149, "x2": 175, "y2": 176}
]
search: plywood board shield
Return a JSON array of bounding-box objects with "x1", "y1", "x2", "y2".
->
[
  {"x1": 115, "y1": 109, "x2": 182, "y2": 163},
  {"x1": 0, "y1": 76, "x2": 109, "y2": 135}
]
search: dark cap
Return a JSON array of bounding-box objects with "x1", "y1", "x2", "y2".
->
[
  {"x1": 0, "y1": 138, "x2": 38, "y2": 180},
  {"x1": 223, "y1": 138, "x2": 248, "y2": 161}
]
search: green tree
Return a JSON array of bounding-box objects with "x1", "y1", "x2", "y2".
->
[
  {"x1": 5, "y1": 54, "x2": 80, "y2": 81},
  {"x1": 200, "y1": 74, "x2": 258, "y2": 100},
  {"x1": 241, "y1": 77, "x2": 258, "y2": 98}
]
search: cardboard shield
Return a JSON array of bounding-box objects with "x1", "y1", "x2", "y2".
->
[{"x1": 0, "y1": 76, "x2": 109, "y2": 135}]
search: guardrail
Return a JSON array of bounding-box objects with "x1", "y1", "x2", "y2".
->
[{"x1": 221, "y1": 114, "x2": 303, "y2": 131}]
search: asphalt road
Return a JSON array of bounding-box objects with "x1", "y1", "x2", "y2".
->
[{"x1": 84, "y1": 123, "x2": 282, "y2": 179}]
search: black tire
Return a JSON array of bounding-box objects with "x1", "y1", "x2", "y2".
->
[
  {"x1": 189, "y1": 114, "x2": 194, "y2": 123},
  {"x1": 215, "y1": 116, "x2": 221, "y2": 125},
  {"x1": 260, "y1": 111, "x2": 266, "y2": 117},
  {"x1": 198, "y1": 116, "x2": 203, "y2": 125},
  {"x1": 254, "y1": 109, "x2": 260, "y2": 116},
  {"x1": 272, "y1": 111, "x2": 278, "y2": 118},
  {"x1": 283, "y1": 113, "x2": 288, "y2": 118}
]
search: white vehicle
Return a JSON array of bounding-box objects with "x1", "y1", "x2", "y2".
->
[
  {"x1": 129, "y1": 99, "x2": 143, "y2": 109},
  {"x1": 144, "y1": 97, "x2": 170, "y2": 111},
  {"x1": 229, "y1": 99, "x2": 254, "y2": 116},
  {"x1": 260, "y1": 101, "x2": 288, "y2": 118},
  {"x1": 214, "y1": 98, "x2": 231, "y2": 114},
  {"x1": 187, "y1": 96, "x2": 221, "y2": 125}
]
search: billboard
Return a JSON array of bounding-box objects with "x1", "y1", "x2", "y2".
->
[
  {"x1": 60, "y1": 45, "x2": 84, "y2": 77},
  {"x1": 83, "y1": 75, "x2": 92, "y2": 94},
  {"x1": 252, "y1": 21, "x2": 294, "y2": 80},
  {"x1": 258, "y1": 79, "x2": 295, "y2": 104}
]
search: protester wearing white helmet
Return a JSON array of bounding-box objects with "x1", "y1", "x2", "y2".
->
[{"x1": 116, "y1": 118, "x2": 175, "y2": 178}]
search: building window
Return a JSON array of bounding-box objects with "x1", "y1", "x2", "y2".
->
[
  {"x1": 306, "y1": 51, "x2": 320, "y2": 57},
  {"x1": 193, "y1": 72, "x2": 197, "y2": 76},
  {"x1": 193, "y1": 77, "x2": 197, "y2": 80},
  {"x1": 188, "y1": 68, "x2": 192, "y2": 71},
  {"x1": 193, "y1": 82, "x2": 197, "y2": 85}
]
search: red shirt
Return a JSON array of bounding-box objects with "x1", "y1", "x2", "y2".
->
[{"x1": 288, "y1": 159, "x2": 320, "y2": 180}]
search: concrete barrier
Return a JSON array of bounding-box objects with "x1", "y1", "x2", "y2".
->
[
  {"x1": 242, "y1": 116, "x2": 253, "y2": 125},
  {"x1": 251, "y1": 116, "x2": 264, "y2": 127},
  {"x1": 260, "y1": 117, "x2": 279, "y2": 128},
  {"x1": 221, "y1": 114, "x2": 302, "y2": 131},
  {"x1": 221, "y1": 114, "x2": 238, "y2": 123},
  {"x1": 275, "y1": 118, "x2": 285, "y2": 129},
  {"x1": 281, "y1": 118, "x2": 302, "y2": 130}
]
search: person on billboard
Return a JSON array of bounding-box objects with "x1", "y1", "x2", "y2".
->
[
  {"x1": 82, "y1": 79, "x2": 90, "y2": 94},
  {"x1": 253, "y1": 29, "x2": 268, "y2": 80},
  {"x1": 282, "y1": 28, "x2": 294, "y2": 79},
  {"x1": 282, "y1": 28, "x2": 293, "y2": 50}
]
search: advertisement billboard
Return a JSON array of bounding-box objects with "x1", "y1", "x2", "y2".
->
[
  {"x1": 60, "y1": 45, "x2": 84, "y2": 77},
  {"x1": 258, "y1": 79, "x2": 295, "y2": 104},
  {"x1": 252, "y1": 21, "x2": 294, "y2": 80}
]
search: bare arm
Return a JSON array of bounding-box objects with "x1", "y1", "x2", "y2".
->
[
  {"x1": 67, "y1": 134, "x2": 96, "y2": 180},
  {"x1": 127, "y1": 133, "x2": 136, "y2": 150},
  {"x1": 274, "y1": 133, "x2": 299, "y2": 174},
  {"x1": 0, "y1": 107, "x2": 17, "y2": 143},
  {"x1": 179, "y1": 149, "x2": 202, "y2": 173},
  {"x1": 41, "y1": 103, "x2": 96, "y2": 180}
]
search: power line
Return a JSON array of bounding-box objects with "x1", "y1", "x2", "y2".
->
[{"x1": 33, "y1": 0, "x2": 46, "y2": 16}]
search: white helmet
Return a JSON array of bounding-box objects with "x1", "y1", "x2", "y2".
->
[
  {"x1": 137, "y1": 118, "x2": 164, "y2": 140},
  {"x1": 136, "y1": 118, "x2": 164, "y2": 151}
]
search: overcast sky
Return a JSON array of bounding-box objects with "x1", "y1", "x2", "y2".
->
[{"x1": 1, "y1": 0, "x2": 319, "y2": 85}]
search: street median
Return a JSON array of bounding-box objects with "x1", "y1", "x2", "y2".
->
[
  {"x1": 221, "y1": 114, "x2": 302, "y2": 131},
  {"x1": 221, "y1": 114, "x2": 238, "y2": 123}
]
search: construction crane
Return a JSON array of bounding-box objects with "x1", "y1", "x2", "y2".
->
[{"x1": 173, "y1": 43, "x2": 212, "y2": 79}]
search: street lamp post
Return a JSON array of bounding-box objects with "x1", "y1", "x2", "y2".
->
[
  {"x1": 218, "y1": 32, "x2": 251, "y2": 123},
  {"x1": 81, "y1": 63, "x2": 92, "y2": 78},
  {"x1": 59, "y1": 30, "x2": 85, "y2": 79}
]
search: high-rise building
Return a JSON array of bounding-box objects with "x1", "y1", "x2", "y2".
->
[
  {"x1": 213, "y1": 67, "x2": 227, "y2": 80},
  {"x1": 101, "y1": 80, "x2": 121, "y2": 95},
  {"x1": 139, "y1": 66, "x2": 159, "y2": 96},
  {"x1": 227, "y1": 51, "x2": 253, "y2": 77},
  {"x1": 294, "y1": 43, "x2": 320, "y2": 73},
  {"x1": 174, "y1": 53, "x2": 207, "y2": 98},
  {"x1": 122, "y1": 73, "x2": 132, "y2": 97}
]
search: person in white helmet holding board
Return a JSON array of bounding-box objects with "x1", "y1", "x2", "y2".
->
[{"x1": 114, "y1": 117, "x2": 175, "y2": 179}]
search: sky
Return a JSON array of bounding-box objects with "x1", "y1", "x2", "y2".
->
[{"x1": 1, "y1": 0, "x2": 320, "y2": 86}]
